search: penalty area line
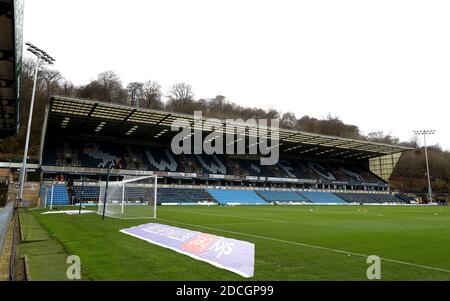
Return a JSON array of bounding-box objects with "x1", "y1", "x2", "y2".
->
[{"x1": 157, "y1": 217, "x2": 450, "y2": 275}]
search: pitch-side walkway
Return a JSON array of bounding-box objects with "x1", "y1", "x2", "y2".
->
[{"x1": 19, "y1": 209, "x2": 69, "y2": 280}]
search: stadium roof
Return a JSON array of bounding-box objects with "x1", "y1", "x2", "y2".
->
[{"x1": 45, "y1": 96, "x2": 413, "y2": 161}]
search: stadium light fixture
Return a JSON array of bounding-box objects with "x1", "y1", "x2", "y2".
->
[
  {"x1": 413, "y1": 130, "x2": 436, "y2": 204},
  {"x1": 18, "y1": 43, "x2": 55, "y2": 201}
]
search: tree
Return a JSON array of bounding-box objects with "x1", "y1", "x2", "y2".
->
[
  {"x1": 142, "y1": 80, "x2": 163, "y2": 109},
  {"x1": 167, "y1": 82, "x2": 193, "y2": 102},
  {"x1": 280, "y1": 112, "x2": 297, "y2": 129},
  {"x1": 59, "y1": 79, "x2": 75, "y2": 97},
  {"x1": 127, "y1": 82, "x2": 144, "y2": 107},
  {"x1": 367, "y1": 131, "x2": 399, "y2": 144},
  {"x1": 265, "y1": 108, "x2": 280, "y2": 120},
  {"x1": 166, "y1": 83, "x2": 195, "y2": 113},
  {"x1": 76, "y1": 80, "x2": 103, "y2": 100},
  {"x1": 76, "y1": 71, "x2": 126, "y2": 103},
  {"x1": 39, "y1": 68, "x2": 62, "y2": 98},
  {"x1": 97, "y1": 71, "x2": 126, "y2": 103}
]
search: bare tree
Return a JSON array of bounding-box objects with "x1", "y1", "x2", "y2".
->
[
  {"x1": 166, "y1": 83, "x2": 196, "y2": 113},
  {"x1": 167, "y1": 82, "x2": 194, "y2": 102},
  {"x1": 367, "y1": 131, "x2": 399, "y2": 144},
  {"x1": 97, "y1": 71, "x2": 126, "y2": 103},
  {"x1": 39, "y1": 68, "x2": 62, "y2": 98},
  {"x1": 280, "y1": 112, "x2": 297, "y2": 129},
  {"x1": 127, "y1": 82, "x2": 144, "y2": 107},
  {"x1": 60, "y1": 79, "x2": 75, "y2": 96},
  {"x1": 142, "y1": 80, "x2": 163, "y2": 109},
  {"x1": 75, "y1": 71, "x2": 126, "y2": 103},
  {"x1": 265, "y1": 108, "x2": 280, "y2": 120},
  {"x1": 408, "y1": 135, "x2": 420, "y2": 148},
  {"x1": 76, "y1": 80, "x2": 103, "y2": 100}
]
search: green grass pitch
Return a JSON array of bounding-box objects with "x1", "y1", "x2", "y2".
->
[{"x1": 23, "y1": 205, "x2": 450, "y2": 280}]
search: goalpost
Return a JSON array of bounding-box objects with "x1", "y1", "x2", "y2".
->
[
  {"x1": 97, "y1": 175, "x2": 158, "y2": 219},
  {"x1": 40, "y1": 184, "x2": 55, "y2": 210}
]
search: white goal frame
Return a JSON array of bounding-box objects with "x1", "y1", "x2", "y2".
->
[{"x1": 98, "y1": 175, "x2": 158, "y2": 219}]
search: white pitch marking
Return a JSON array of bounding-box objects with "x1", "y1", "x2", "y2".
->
[{"x1": 157, "y1": 217, "x2": 450, "y2": 275}]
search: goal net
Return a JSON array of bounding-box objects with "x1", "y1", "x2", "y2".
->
[{"x1": 97, "y1": 175, "x2": 158, "y2": 219}]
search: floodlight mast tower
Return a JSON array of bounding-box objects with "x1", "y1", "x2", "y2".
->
[
  {"x1": 18, "y1": 43, "x2": 55, "y2": 201},
  {"x1": 413, "y1": 130, "x2": 436, "y2": 204}
]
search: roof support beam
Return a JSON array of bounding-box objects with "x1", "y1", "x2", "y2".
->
[
  {"x1": 80, "y1": 103, "x2": 98, "y2": 131},
  {"x1": 113, "y1": 108, "x2": 138, "y2": 133}
]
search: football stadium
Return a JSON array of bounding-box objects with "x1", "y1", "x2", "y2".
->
[
  {"x1": 1, "y1": 95, "x2": 450, "y2": 281},
  {"x1": 1, "y1": 0, "x2": 450, "y2": 287}
]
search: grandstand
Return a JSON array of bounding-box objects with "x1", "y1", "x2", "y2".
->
[{"x1": 36, "y1": 96, "x2": 413, "y2": 206}]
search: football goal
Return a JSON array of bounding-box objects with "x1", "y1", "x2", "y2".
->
[{"x1": 97, "y1": 175, "x2": 158, "y2": 219}]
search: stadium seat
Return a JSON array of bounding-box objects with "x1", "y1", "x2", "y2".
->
[
  {"x1": 300, "y1": 192, "x2": 347, "y2": 204},
  {"x1": 366, "y1": 193, "x2": 404, "y2": 203},
  {"x1": 207, "y1": 189, "x2": 268, "y2": 205},
  {"x1": 256, "y1": 190, "x2": 310, "y2": 203},
  {"x1": 158, "y1": 188, "x2": 214, "y2": 204},
  {"x1": 144, "y1": 148, "x2": 178, "y2": 172},
  {"x1": 307, "y1": 162, "x2": 336, "y2": 181},
  {"x1": 194, "y1": 154, "x2": 228, "y2": 174},
  {"x1": 335, "y1": 193, "x2": 404, "y2": 204},
  {"x1": 230, "y1": 158, "x2": 278, "y2": 177},
  {"x1": 334, "y1": 193, "x2": 379, "y2": 204},
  {"x1": 83, "y1": 143, "x2": 122, "y2": 168},
  {"x1": 72, "y1": 185, "x2": 216, "y2": 205},
  {"x1": 277, "y1": 160, "x2": 311, "y2": 179},
  {"x1": 39, "y1": 183, "x2": 70, "y2": 206},
  {"x1": 73, "y1": 185, "x2": 100, "y2": 202},
  {"x1": 394, "y1": 194, "x2": 415, "y2": 203}
]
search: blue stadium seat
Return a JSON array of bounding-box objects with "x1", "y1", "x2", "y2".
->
[
  {"x1": 336, "y1": 192, "x2": 403, "y2": 203},
  {"x1": 81, "y1": 142, "x2": 125, "y2": 168},
  {"x1": 394, "y1": 194, "x2": 415, "y2": 203},
  {"x1": 300, "y1": 191, "x2": 347, "y2": 204},
  {"x1": 227, "y1": 158, "x2": 275, "y2": 177},
  {"x1": 277, "y1": 160, "x2": 311, "y2": 179},
  {"x1": 193, "y1": 154, "x2": 228, "y2": 174},
  {"x1": 207, "y1": 189, "x2": 268, "y2": 205},
  {"x1": 144, "y1": 148, "x2": 178, "y2": 172},
  {"x1": 257, "y1": 190, "x2": 309, "y2": 203},
  {"x1": 39, "y1": 183, "x2": 70, "y2": 205},
  {"x1": 158, "y1": 188, "x2": 214, "y2": 204},
  {"x1": 366, "y1": 193, "x2": 403, "y2": 203},
  {"x1": 42, "y1": 145, "x2": 57, "y2": 165},
  {"x1": 73, "y1": 185, "x2": 215, "y2": 204},
  {"x1": 334, "y1": 193, "x2": 377, "y2": 203},
  {"x1": 73, "y1": 185, "x2": 100, "y2": 202}
]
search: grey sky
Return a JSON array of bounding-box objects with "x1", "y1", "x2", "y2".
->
[{"x1": 23, "y1": 0, "x2": 449, "y2": 149}]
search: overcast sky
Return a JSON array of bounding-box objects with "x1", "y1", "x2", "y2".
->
[{"x1": 23, "y1": 0, "x2": 449, "y2": 150}]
